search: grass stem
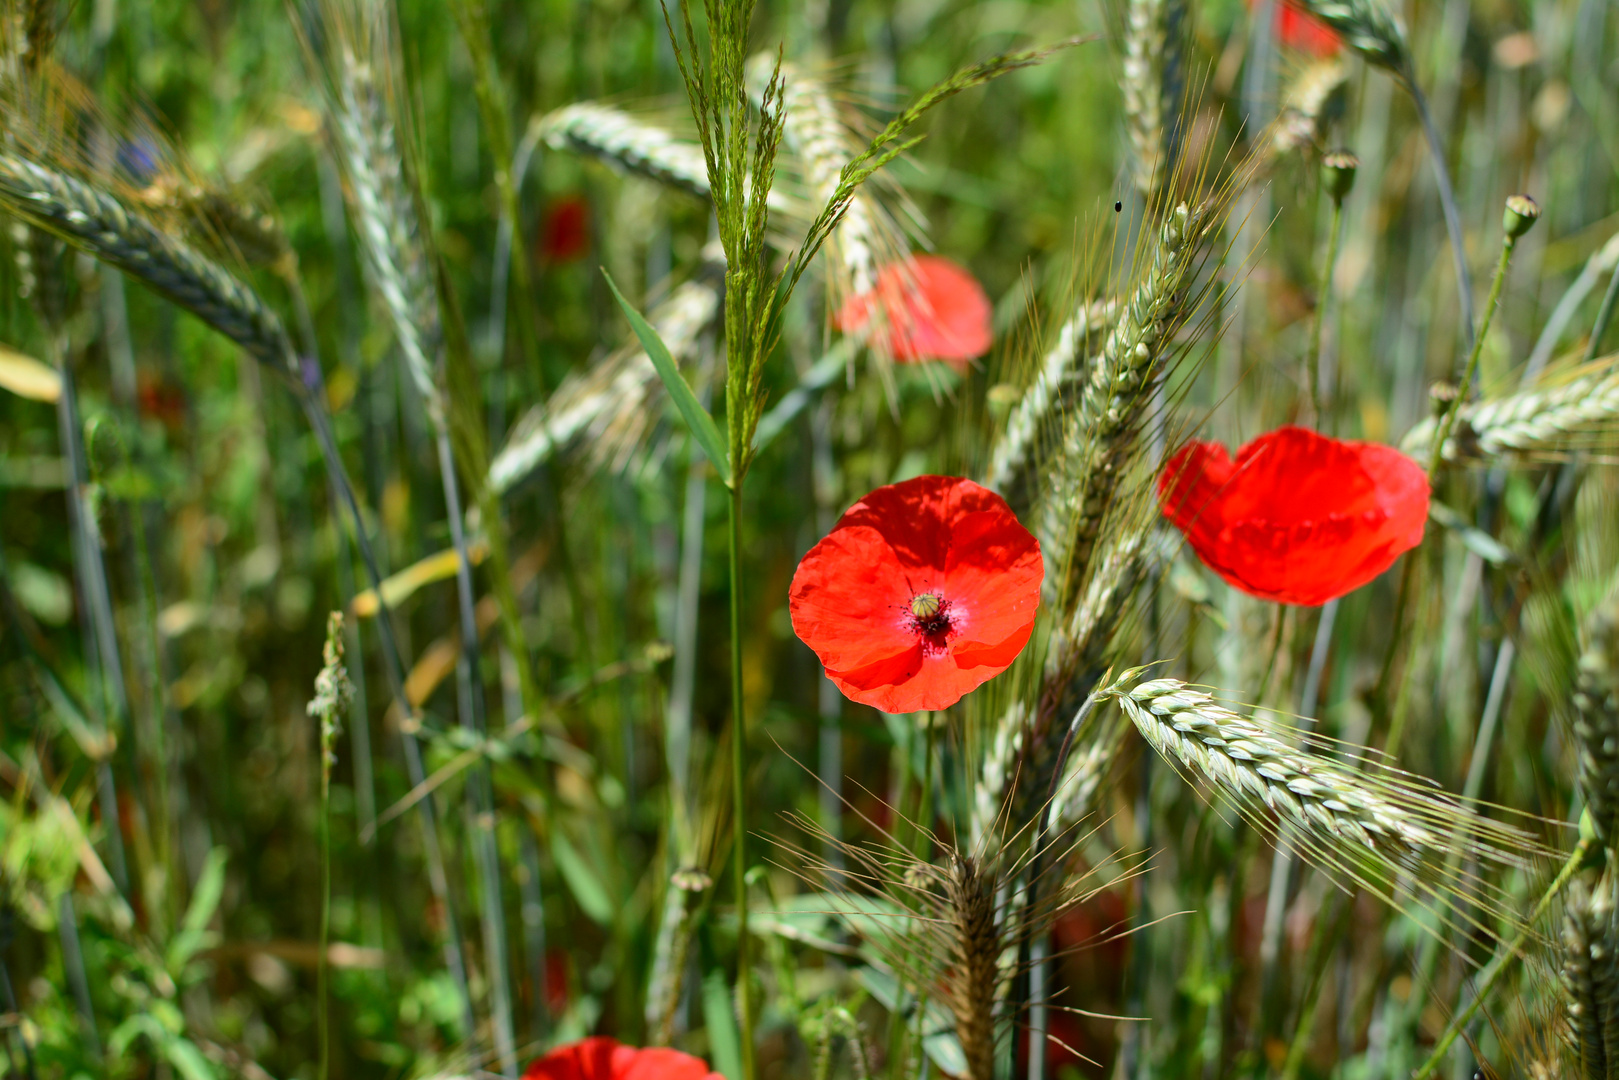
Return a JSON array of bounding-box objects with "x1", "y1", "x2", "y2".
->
[
  {"x1": 728, "y1": 481, "x2": 755, "y2": 1080},
  {"x1": 1306, "y1": 197, "x2": 1344, "y2": 425}
]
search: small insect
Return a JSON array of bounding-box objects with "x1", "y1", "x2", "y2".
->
[
  {"x1": 1114, "y1": 200, "x2": 1122, "y2": 212},
  {"x1": 910, "y1": 592, "x2": 943, "y2": 619}
]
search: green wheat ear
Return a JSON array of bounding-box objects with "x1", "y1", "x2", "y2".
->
[{"x1": 1103, "y1": 670, "x2": 1557, "y2": 946}]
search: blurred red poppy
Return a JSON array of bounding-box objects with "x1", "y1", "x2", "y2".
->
[
  {"x1": 1158, "y1": 425, "x2": 1427, "y2": 606},
  {"x1": 1246, "y1": 0, "x2": 1342, "y2": 57},
  {"x1": 539, "y1": 195, "x2": 590, "y2": 263},
  {"x1": 523, "y1": 1037, "x2": 721, "y2": 1080},
  {"x1": 835, "y1": 255, "x2": 993, "y2": 366},
  {"x1": 790, "y1": 475, "x2": 1043, "y2": 713}
]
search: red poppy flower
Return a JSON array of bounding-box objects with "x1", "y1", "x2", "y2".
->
[
  {"x1": 835, "y1": 255, "x2": 993, "y2": 366},
  {"x1": 1158, "y1": 425, "x2": 1428, "y2": 606},
  {"x1": 523, "y1": 1037, "x2": 721, "y2": 1080},
  {"x1": 539, "y1": 196, "x2": 591, "y2": 263},
  {"x1": 1246, "y1": 0, "x2": 1342, "y2": 56},
  {"x1": 789, "y1": 475, "x2": 1043, "y2": 713}
]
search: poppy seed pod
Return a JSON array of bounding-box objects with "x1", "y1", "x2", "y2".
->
[
  {"x1": 789, "y1": 475, "x2": 1043, "y2": 713},
  {"x1": 1323, "y1": 150, "x2": 1359, "y2": 202},
  {"x1": 1503, "y1": 194, "x2": 1541, "y2": 240}
]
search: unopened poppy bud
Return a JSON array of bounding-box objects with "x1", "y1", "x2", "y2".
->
[
  {"x1": 1503, "y1": 194, "x2": 1540, "y2": 240},
  {"x1": 671, "y1": 867, "x2": 712, "y2": 893},
  {"x1": 1428, "y1": 381, "x2": 1459, "y2": 416},
  {"x1": 1322, "y1": 150, "x2": 1359, "y2": 202}
]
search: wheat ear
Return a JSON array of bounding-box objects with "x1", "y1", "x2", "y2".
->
[
  {"x1": 983, "y1": 297, "x2": 1121, "y2": 510},
  {"x1": 1562, "y1": 877, "x2": 1619, "y2": 1080},
  {"x1": 1401, "y1": 364, "x2": 1619, "y2": 464},
  {"x1": 539, "y1": 102, "x2": 712, "y2": 199},
  {"x1": 1103, "y1": 670, "x2": 1549, "y2": 938},
  {"x1": 0, "y1": 150, "x2": 296, "y2": 371},
  {"x1": 1121, "y1": 0, "x2": 1179, "y2": 200},
  {"x1": 1035, "y1": 203, "x2": 1202, "y2": 610},
  {"x1": 945, "y1": 854, "x2": 1000, "y2": 1080},
  {"x1": 330, "y1": 45, "x2": 443, "y2": 424},
  {"x1": 1576, "y1": 591, "x2": 1619, "y2": 846},
  {"x1": 1272, "y1": 58, "x2": 1350, "y2": 156}
]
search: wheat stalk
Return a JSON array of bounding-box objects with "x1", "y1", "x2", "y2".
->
[
  {"x1": 1401, "y1": 365, "x2": 1619, "y2": 464},
  {"x1": 983, "y1": 297, "x2": 1121, "y2": 510},
  {"x1": 1272, "y1": 58, "x2": 1350, "y2": 156},
  {"x1": 489, "y1": 257, "x2": 723, "y2": 492},
  {"x1": 1034, "y1": 203, "x2": 1205, "y2": 611},
  {"x1": 0, "y1": 149, "x2": 296, "y2": 371},
  {"x1": 1103, "y1": 670, "x2": 1550, "y2": 938}
]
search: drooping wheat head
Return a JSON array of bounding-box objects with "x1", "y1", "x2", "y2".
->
[
  {"x1": 1401, "y1": 359, "x2": 1619, "y2": 465},
  {"x1": 0, "y1": 149, "x2": 296, "y2": 373},
  {"x1": 1272, "y1": 58, "x2": 1350, "y2": 157},
  {"x1": 1102, "y1": 670, "x2": 1554, "y2": 942},
  {"x1": 1290, "y1": 0, "x2": 1409, "y2": 76},
  {"x1": 537, "y1": 102, "x2": 713, "y2": 201}
]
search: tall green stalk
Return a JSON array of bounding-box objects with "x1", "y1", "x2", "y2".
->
[
  {"x1": 1375, "y1": 196, "x2": 1538, "y2": 737},
  {"x1": 727, "y1": 483, "x2": 753, "y2": 1080}
]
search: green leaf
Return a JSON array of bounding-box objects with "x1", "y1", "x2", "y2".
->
[
  {"x1": 552, "y1": 829, "x2": 614, "y2": 925},
  {"x1": 701, "y1": 967, "x2": 743, "y2": 1080},
  {"x1": 857, "y1": 966, "x2": 967, "y2": 1077},
  {"x1": 182, "y1": 847, "x2": 228, "y2": 936},
  {"x1": 162, "y1": 1036, "x2": 218, "y2": 1080},
  {"x1": 602, "y1": 269, "x2": 731, "y2": 487}
]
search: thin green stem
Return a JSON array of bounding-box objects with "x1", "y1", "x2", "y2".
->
[
  {"x1": 318, "y1": 761, "x2": 331, "y2": 1080},
  {"x1": 728, "y1": 482, "x2": 755, "y2": 1080},
  {"x1": 1306, "y1": 198, "x2": 1344, "y2": 426},
  {"x1": 1411, "y1": 837, "x2": 1593, "y2": 1080},
  {"x1": 1376, "y1": 236, "x2": 1517, "y2": 732},
  {"x1": 1427, "y1": 238, "x2": 1516, "y2": 481}
]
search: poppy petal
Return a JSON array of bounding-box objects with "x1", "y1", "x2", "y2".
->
[
  {"x1": 791, "y1": 474, "x2": 1043, "y2": 712},
  {"x1": 1158, "y1": 426, "x2": 1427, "y2": 606},
  {"x1": 789, "y1": 526, "x2": 918, "y2": 674},
  {"x1": 836, "y1": 255, "x2": 993, "y2": 365}
]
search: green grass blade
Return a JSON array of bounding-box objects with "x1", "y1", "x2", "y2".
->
[{"x1": 603, "y1": 268, "x2": 731, "y2": 487}]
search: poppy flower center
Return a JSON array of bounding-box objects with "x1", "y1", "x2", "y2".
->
[{"x1": 908, "y1": 592, "x2": 954, "y2": 644}]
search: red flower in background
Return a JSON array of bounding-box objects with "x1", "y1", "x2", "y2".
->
[
  {"x1": 790, "y1": 475, "x2": 1042, "y2": 713},
  {"x1": 539, "y1": 195, "x2": 591, "y2": 263},
  {"x1": 523, "y1": 1037, "x2": 721, "y2": 1080},
  {"x1": 836, "y1": 255, "x2": 993, "y2": 366},
  {"x1": 1159, "y1": 426, "x2": 1427, "y2": 606},
  {"x1": 1246, "y1": 0, "x2": 1342, "y2": 57}
]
